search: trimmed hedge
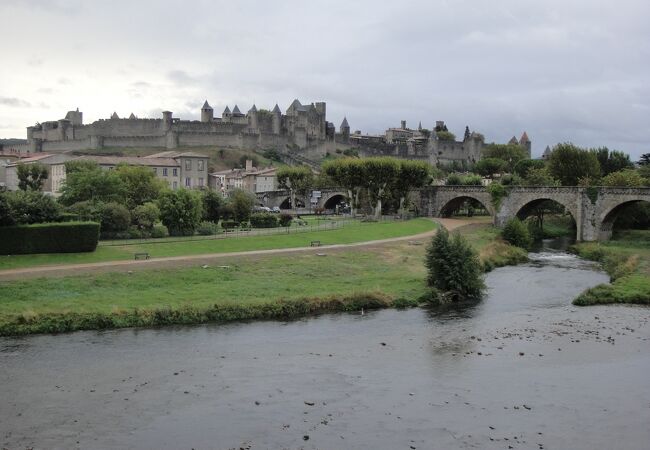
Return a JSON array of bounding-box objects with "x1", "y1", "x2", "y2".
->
[
  {"x1": 0, "y1": 222, "x2": 100, "y2": 255},
  {"x1": 250, "y1": 213, "x2": 278, "y2": 228}
]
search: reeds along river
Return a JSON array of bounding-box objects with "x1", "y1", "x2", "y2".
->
[{"x1": 1, "y1": 243, "x2": 649, "y2": 449}]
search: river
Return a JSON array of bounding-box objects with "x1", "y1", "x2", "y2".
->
[{"x1": 1, "y1": 244, "x2": 649, "y2": 450}]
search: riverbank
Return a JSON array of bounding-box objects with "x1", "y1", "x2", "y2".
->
[
  {"x1": 0, "y1": 222, "x2": 525, "y2": 336},
  {"x1": 572, "y1": 230, "x2": 650, "y2": 305}
]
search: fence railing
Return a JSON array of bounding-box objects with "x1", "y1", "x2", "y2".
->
[{"x1": 98, "y1": 215, "x2": 404, "y2": 247}]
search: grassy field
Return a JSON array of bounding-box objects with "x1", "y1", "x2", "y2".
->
[
  {"x1": 0, "y1": 219, "x2": 436, "y2": 271},
  {"x1": 572, "y1": 230, "x2": 650, "y2": 306},
  {"x1": 0, "y1": 221, "x2": 530, "y2": 336}
]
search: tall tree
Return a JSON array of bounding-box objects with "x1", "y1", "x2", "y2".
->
[
  {"x1": 590, "y1": 147, "x2": 633, "y2": 176},
  {"x1": 473, "y1": 158, "x2": 506, "y2": 179},
  {"x1": 16, "y1": 163, "x2": 48, "y2": 191},
  {"x1": 364, "y1": 158, "x2": 399, "y2": 219},
  {"x1": 276, "y1": 166, "x2": 313, "y2": 211},
  {"x1": 157, "y1": 189, "x2": 203, "y2": 236},
  {"x1": 393, "y1": 160, "x2": 431, "y2": 217},
  {"x1": 59, "y1": 165, "x2": 126, "y2": 205},
  {"x1": 547, "y1": 143, "x2": 601, "y2": 186},
  {"x1": 322, "y1": 159, "x2": 366, "y2": 217},
  {"x1": 637, "y1": 153, "x2": 650, "y2": 166},
  {"x1": 115, "y1": 164, "x2": 167, "y2": 209},
  {"x1": 482, "y1": 143, "x2": 528, "y2": 172}
]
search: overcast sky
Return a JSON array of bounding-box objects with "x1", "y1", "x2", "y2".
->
[{"x1": 1, "y1": 0, "x2": 648, "y2": 158}]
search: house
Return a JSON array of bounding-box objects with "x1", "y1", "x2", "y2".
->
[
  {"x1": 209, "y1": 159, "x2": 278, "y2": 195},
  {"x1": 4, "y1": 153, "x2": 76, "y2": 195}
]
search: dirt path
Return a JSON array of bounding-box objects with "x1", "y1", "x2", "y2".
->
[{"x1": 0, "y1": 218, "x2": 486, "y2": 281}]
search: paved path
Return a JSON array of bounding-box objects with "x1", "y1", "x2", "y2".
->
[{"x1": 0, "y1": 218, "x2": 485, "y2": 281}]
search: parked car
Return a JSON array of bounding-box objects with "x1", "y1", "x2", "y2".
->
[{"x1": 271, "y1": 206, "x2": 281, "y2": 213}]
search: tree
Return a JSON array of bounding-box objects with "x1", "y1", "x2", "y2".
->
[
  {"x1": 521, "y1": 167, "x2": 559, "y2": 186},
  {"x1": 16, "y1": 163, "x2": 48, "y2": 191},
  {"x1": 424, "y1": 228, "x2": 484, "y2": 302},
  {"x1": 638, "y1": 153, "x2": 650, "y2": 166},
  {"x1": 132, "y1": 202, "x2": 160, "y2": 232},
  {"x1": 0, "y1": 193, "x2": 15, "y2": 226},
  {"x1": 393, "y1": 160, "x2": 431, "y2": 217},
  {"x1": 276, "y1": 166, "x2": 313, "y2": 211},
  {"x1": 482, "y1": 144, "x2": 528, "y2": 172},
  {"x1": 436, "y1": 130, "x2": 456, "y2": 141},
  {"x1": 65, "y1": 160, "x2": 100, "y2": 174},
  {"x1": 6, "y1": 190, "x2": 61, "y2": 224},
  {"x1": 590, "y1": 147, "x2": 633, "y2": 176},
  {"x1": 514, "y1": 159, "x2": 546, "y2": 178},
  {"x1": 322, "y1": 158, "x2": 365, "y2": 216},
  {"x1": 601, "y1": 169, "x2": 646, "y2": 187},
  {"x1": 363, "y1": 158, "x2": 400, "y2": 219},
  {"x1": 100, "y1": 202, "x2": 131, "y2": 235},
  {"x1": 115, "y1": 164, "x2": 166, "y2": 209},
  {"x1": 473, "y1": 158, "x2": 506, "y2": 179},
  {"x1": 59, "y1": 165, "x2": 126, "y2": 205},
  {"x1": 157, "y1": 189, "x2": 203, "y2": 236},
  {"x1": 202, "y1": 190, "x2": 224, "y2": 223},
  {"x1": 229, "y1": 189, "x2": 255, "y2": 223},
  {"x1": 501, "y1": 218, "x2": 532, "y2": 249},
  {"x1": 547, "y1": 143, "x2": 601, "y2": 186}
]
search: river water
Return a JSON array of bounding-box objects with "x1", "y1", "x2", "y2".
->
[{"x1": 1, "y1": 245, "x2": 650, "y2": 450}]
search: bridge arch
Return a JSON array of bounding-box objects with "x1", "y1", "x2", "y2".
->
[
  {"x1": 513, "y1": 197, "x2": 578, "y2": 238},
  {"x1": 597, "y1": 198, "x2": 650, "y2": 240},
  {"x1": 322, "y1": 193, "x2": 347, "y2": 210},
  {"x1": 438, "y1": 195, "x2": 494, "y2": 218}
]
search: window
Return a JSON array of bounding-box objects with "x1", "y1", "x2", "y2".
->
[
  {"x1": 153, "y1": 167, "x2": 157, "y2": 175},
  {"x1": 163, "y1": 168, "x2": 168, "y2": 176},
  {"x1": 185, "y1": 177, "x2": 191, "y2": 187},
  {"x1": 173, "y1": 181, "x2": 178, "y2": 189},
  {"x1": 185, "y1": 160, "x2": 191, "y2": 171},
  {"x1": 198, "y1": 160, "x2": 205, "y2": 171},
  {"x1": 173, "y1": 168, "x2": 178, "y2": 176},
  {"x1": 198, "y1": 177, "x2": 204, "y2": 187}
]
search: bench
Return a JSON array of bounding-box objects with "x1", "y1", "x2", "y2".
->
[
  {"x1": 310, "y1": 241, "x2": 321, "y2": 247},
  {"x1": 134, "y1": 252, "x2": 150, "y2": 260}
]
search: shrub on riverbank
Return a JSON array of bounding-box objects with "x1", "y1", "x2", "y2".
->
[
  {"x1": 573, "y1": 274, "x2": 650, "y2": 306},
  {"x1": 479, "y1": 240, "x2": 529, "y2": 272},
  {"x1": 501, "y1": 218, "x2": 532, "y2": 249}
]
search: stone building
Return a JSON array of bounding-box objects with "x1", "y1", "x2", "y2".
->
[
  {"x1": 4, "y1": 153, "x2": 76, "y2": 195},
  {"x1": 7, "y1": 99, "x2": 330, "y2": 155},
  {"x1": 209, "y1": 159, "x2": 278, "y2": 195}
]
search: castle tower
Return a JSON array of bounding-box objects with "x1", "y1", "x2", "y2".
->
[
  {"x1": 272, "y1": 104, "x2": 282, "y2": 135},
  {"x1": 162, "y1": 111, "x2": 173, "y2": 132},
  {"x1": 201, "y1": 100, "x2": 214, "y2": 123},
  {"x1": 247, "y1": 104, "x2": 258, "y2": 130},
  {"x1": 401, "y1": 120, "x2": 407, "y2": 130},
  {"x1": 519, "y1": 131, "x2": 531, "y2": 157},
  {"x1": 464, "y1": 126, "x2": 470, "y2": 141},
  {"x1": 508, "y1": 136, "x2": 519, "y2": 145},
  {"x1": 222, "y1": 106, "x2": 232, "y2": 123},
  {"x1": 110, "y1": 112, "x2": 120, "y2": 119},
  {"x1": 340, "y1": 116, "x2": 350, "y2": 139}
]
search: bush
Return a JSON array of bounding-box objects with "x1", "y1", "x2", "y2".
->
[
  {"x1": 230, "y1": 189, "x2": 255, "y2": 223},
  {"x1": 128, "y1": 226, "x2": 144, "y2": 239},
  {"x1": 100, "y1": 202, "x2": 131, "y2": 235},
  {"x1": 197, "y1": 221, "x2": 218, "y2": 236},
  {"x1": 157, "y1": 189, "x2": 203, "y2": 236},
  {"x1": 66, "y1": 200, "x2": 104, "y2": 222},
  {"x1": 424, "y1": 228, "x2": 484, "y2": 302},
  {"x1": 202, "y1": 191, "x2": 224, "y2": 223},
  {"x1": 446, "y1": 174, "x2": 462, "y2": 185},
  {"x1": 6, "y1": 190, "x2": 61, "y2": 224},
  {"x1": 279, "y1": 213, "x2": 293, "y2": 227},
  {"x1": 221, "y1": 219, "x2": 239, "y2": 229},
  {"x1": 461, "y1": 174, "x2": 483, "y2": 186},
  {"x1": 132, "y1": 202, "x2": 160, "y2": 232},
  {"x1": 0, "y1": 193, "x2": 15, "y2": 226},
  {"x1": 501, "y1": 218, "x2": 532, "y2": 249},
  {"x1": 250, "y1": 213, "x2": 278, "y2": 228},
  {"x1": 0, "y1": 222, "x2": 99, "y2": 255},
  {"x1": 151, "y1": 224, "x2": 169, "y2": 238}
]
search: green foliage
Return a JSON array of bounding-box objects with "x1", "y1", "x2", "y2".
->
[
  {"x1": 59, "y1": 164, "x2": 126, "y2": 205},
  {"x1": 151, "y1": 224, "x2": 169, "y2": 238},
  {"x1": 262, "y1": 148, "x2": 282, "y2": 162},
  {"x1": 424, "y1": 228, "x2": 484, "y2": 302},
  {"x1": 585, "y1": 186, "x2": 599, "y2": 204},
  {"x1": 601, "y1": 169, "x2": 646, "y2": 187},
  {"x1": 482, "y1": 144, "x2": 528, "y2": 172},
  {"x1": 501, "y1": 218, "x2": 532, "y2": 249},
  {"x1": 473, "y1": 158, "x2": 506, "y2": 178},
  {"x1": 5, "y1": 190, "x2": 61, "y2": 224},
  {"x1": 16, "y1": 163, "x2": 49, "y2": 191},
  {"x1": 513, "y1": 158, "x2": 546, "y2": 178},
  {"x1": 157, "y1": 189, "x2": 203, "y2": 236},
  {"x1": 499, "y1": 173, "x2": 522, "y2": 186},
  {"x1": 522, "y1": 167, "x2": 559, "y2": 186},
  {"x1": 279, "y1": 213, "x2": 293, "y2": 227},
  {"x1": 66, "y1": 201, "x2": 103, "y2": 222},
  {"x1": 196, "y1": 221, "x2": 218, "y2": 236},
  {"x1": 487, "y1": 183, "x2": 509, "y2": 210},
  {"x1": 0, "y1": 222, "x2": 99, "y2": 255},
  {"x1": 250, "y1": 213, "x2": 279, "y2": 228},
  {"x1": 64, "y1": 160, "x2": 99, "y2": 174},
  {"x1": 547, "y1": 143, "x2": 601, "y2": 186},
  {"x1": 202, "y1": 190, "x2": 224, "y2": 223},
  {"x1": 638, "y1": 153, "x2": 650, "y2": 166},
  {"x1": 276, "y1": 166, "x2": 313, "y2": 209},
  {"x1": 460, "y1": 174, "x2": 483, "y2": 186},
  {"x1": 590, "y1": 147, "x2": 634, "y2": 176},
  {"x1": 436, "y1": 130, "x2": 456, "y2": 141},
  {"x1": 220, "y1": 219, "x2": 239, "y2": 229},
  {"x1": 446, "y1": 173, "x2": 462, "y2": 185},
  {"x1": 230, "y1": 189, "x2": 255, "y2": 223},
  {"x1": 0, "y1": 193, "x2": 14, "y2": 226},
  {"x1": 132, "y1": 202, "x2": 160, "y2": 231},
  {"x1": 342, "y1": 148, "x2": 359, "y2": 157},
  {"x1": 115, "y1": 164, "x2": 166, "y2": 209},
  {"x1": 99, "y1": 202, "x2": 131, "y2": 237},
  {"x1": 393, "y1": 160, "x2": 431, "y2": 215},
  {"x1": 322, "y1": 158, "x2": 366, "y2": 214}
]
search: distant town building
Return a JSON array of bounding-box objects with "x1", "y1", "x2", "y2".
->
[{"x1": 209, "y1": 159, "x2": 278, "y2": 195}]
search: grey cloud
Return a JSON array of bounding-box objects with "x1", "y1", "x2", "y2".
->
[{"x1": 0, "y1": 97, "x2": 31, "y2": 108}]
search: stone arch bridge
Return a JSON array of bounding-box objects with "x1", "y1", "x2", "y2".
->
[
  {"x1": 419, "y1": 186, "x2": 650, "y2": 241},
  {"x1": 257, "y1": 189, "x2": 347, "y2": 210}
]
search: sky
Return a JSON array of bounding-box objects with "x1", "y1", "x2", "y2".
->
[{"x1": 1, "y1": 0, "x2": 648, "y2": 159}]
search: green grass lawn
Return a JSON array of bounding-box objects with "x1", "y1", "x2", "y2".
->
[{"x1": 0, "y1": 218, "x2": 436, "y2": 271}]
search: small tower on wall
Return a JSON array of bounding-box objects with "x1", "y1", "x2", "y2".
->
[
  {"x1": 464, "y1": 126, "x2": 471, "y2": 141},
  {"x1": 201, "y1": 100, "x2": 214, "y2": 123},
  {"x1": 340, "y1": 117, "x2": 350, "y2": 140},
  {"x1": 222, "y1": 106, "x2": 232, "y2": 123},
  {"x1": 519, "y1": 131, "x2": 531, "y2": 157},
  {"x1": 272, "y1": 104, "x2": 282, "y2": 135},
  {"x1": 247, "y1": 104, "x2": 258, "y2": 130}
]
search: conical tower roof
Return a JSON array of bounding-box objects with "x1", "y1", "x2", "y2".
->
[
  {"x1": 223, "y1": 106, "x2": 231, "y2": 114},
  {"x1": 248, "y1": 104, "x2": 257, "y2": 113},
  {"x1": 111, "y1": 112, "x2": 119, "y2": 119},
  {"x1": 232, "y1": 105, "x2": 242, "y2": 115},
  {"x1": 129, "y1": 112, "x2": 136, "y2": 119},
  {"x1": 520, "y1": 131, "x2": 530, "y2": 143},
  {"x1": 272, "y1": 104, "x2": 281, "y2": 113},
  {"x1": 341, "y1": 117, "x2": 349, "y2": 128},
  {"x1": 508, "y1": 136, "x2": 519, "y2": 145},
  {"x1": 202, "y1": 100, "x2": 212, "y2": 110}
]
